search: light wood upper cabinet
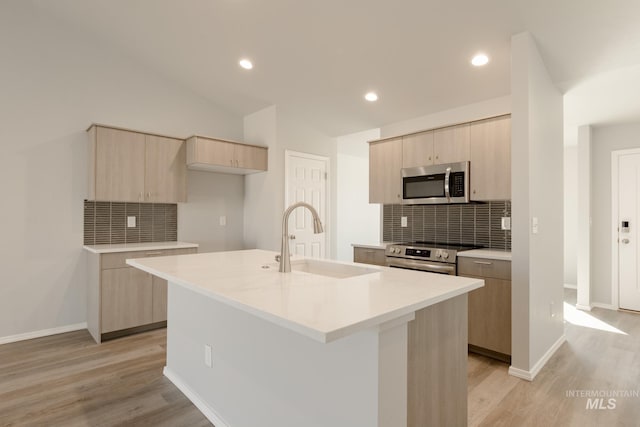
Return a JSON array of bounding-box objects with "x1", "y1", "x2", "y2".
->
[
  {"x1": 369, "y1": 137, "x2": 403, "y2": 204},
  {"x1": 469, "y1": 115, "x2": 511, "y2": 201},
  {"x1": 93, "y1": 127, "x2": 146, "y2": 202},
  {"x1": 88, "y1": 125, "x2": 187, "y2": 203},
  {"x1": 402, "y1": 131, "x2": 434, "y2": 168},
  {"x1": 186, "y1": 136, "x2": 268, "y2": 174},
  {"x1": 145, "y1": 135, "x2": 187, "y2": 203},
  {"x1": 433, "y1": 124, "x2": 470, "y2": 164}
]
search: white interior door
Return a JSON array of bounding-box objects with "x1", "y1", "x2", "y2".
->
[
  {"x1": 286, "y1": 151, "x2": 328, "y2": 258},
  {"x1": 618, "y1": 153, "x2": 640, "y2": 311}
]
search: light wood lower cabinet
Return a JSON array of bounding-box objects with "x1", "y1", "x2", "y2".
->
[
  {"x1": 458, "y1": 257, "x2": 511, "y2": 361},
  {"x1": 87, "y1": 247, "x2": 197, "y2": 343},
  {"x1": 101, "y1": 268, "x2": 153, "y2": 333},
  {"x1": 353, "y1": 247, "x2": 386, "y2": 266}
]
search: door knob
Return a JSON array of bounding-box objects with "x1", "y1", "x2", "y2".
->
[
  {"x1": 622, "y1": 238, "x2": 630, "y2": 244},
  {"x1": 289, "y1": 234, "x2": 296, "y2": 240}
]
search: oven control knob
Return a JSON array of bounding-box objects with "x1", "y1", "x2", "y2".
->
[
  {"x1": 434, "y1": 250, "x2": 441, "y2": 259},
  {"x1": 394, "y1": 247, "x2": 401, "y2": 254},
  {"x1": 441, "y1": 251, "x2": 449, "y2": 260}
]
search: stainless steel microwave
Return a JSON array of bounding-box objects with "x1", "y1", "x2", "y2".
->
[{"x1": 401, "y1": 161, "x2": 470, "y2": 204}]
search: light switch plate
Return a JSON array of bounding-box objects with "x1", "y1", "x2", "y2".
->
[
  {"x1": 127, "y1": 216, "x2": 136, "y2": 228},
  {"x1": 532, "y1": 217, "x2": 539, "y2": 234},
  {"x1": 219, "y1": 216, "x2": 227, "y2": 227},
  {"x1": 401, "y1": 216, "x2": 408, "y2": 228}
]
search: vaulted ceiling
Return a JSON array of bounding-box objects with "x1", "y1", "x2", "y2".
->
[{"x1": 35, "y1": 0, "x2": 640, "y2": 136}]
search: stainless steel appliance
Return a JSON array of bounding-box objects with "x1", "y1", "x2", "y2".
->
[
  {"x1": 401, "y1": 161, "x2": 470, "y2": 204},
  {"x1": 385, "y1": 241, "x2": 478, "y2": 275}
]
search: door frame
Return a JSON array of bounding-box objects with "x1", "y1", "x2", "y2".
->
[
  {"x1": 611, "y1": 148, "x2": 640, "y2": 309},
  {"x1": 284, "y1": 150, "x2": 331, "y2": 258}
]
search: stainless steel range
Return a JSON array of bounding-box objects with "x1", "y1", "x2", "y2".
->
[{"x1": 385, "y1": 241, "x2": 478, "y2": 275}]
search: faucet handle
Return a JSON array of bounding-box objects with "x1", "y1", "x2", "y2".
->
[{"x1": 275, "y1": 255, "x2": 281, "y2": 262}]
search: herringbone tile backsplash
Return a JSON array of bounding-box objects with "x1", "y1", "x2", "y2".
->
[
  {"x1": 84, "y1": 201, "x2": 177, "y2": 245},
  {"x1": 383, "y1": 201, "x2": 511, "y2": 250}
]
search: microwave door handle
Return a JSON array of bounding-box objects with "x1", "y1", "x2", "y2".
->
[{"x1": 444, "y1": 167, "x2": 451, "y2": 201}]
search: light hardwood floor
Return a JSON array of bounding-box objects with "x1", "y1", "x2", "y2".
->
[
  {"x1": 1, "y1": 289, "x2": 638, "y2": 426},
  {"x1": 469, "y1": 289, "x2": 640, "y2": 427}
]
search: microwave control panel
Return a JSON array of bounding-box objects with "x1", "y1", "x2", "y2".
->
[{"x1": 450, "y1": 172, "x2": 465, "y2": 197}]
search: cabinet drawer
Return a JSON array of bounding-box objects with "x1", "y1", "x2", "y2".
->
[
  {"x1": 458, "y1": 257, "x2": 511, "y2": 280},
  {"x1": 353, "y1": 247, "x2": 386, "y2": 266},
  {"x1": 100, "y1": 247, "x2": 197, "y2": 270}
]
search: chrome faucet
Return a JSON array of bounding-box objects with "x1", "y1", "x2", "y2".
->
[{"x1": 278, "y1": 202, "x2": 324, "y2": 272}]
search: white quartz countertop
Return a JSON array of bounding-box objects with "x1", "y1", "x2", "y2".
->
[
  {"x1": 83, "y1": 241, "x2": 199, "y2": 254},
  {"x1": 457, "y1": 249, "x2": 512, "y2": 261},
  {"x1": 127, "y1": 249, "x2": 483, "y2": 343}
]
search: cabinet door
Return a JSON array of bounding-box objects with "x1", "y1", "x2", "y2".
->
[
  {"x1": 402, "y1": 131, "x2": 434, "y2": 168},
  {"x1": 353, "y1": 247, "x2": 386, "y2": 266},
  {"x1": 369, "y1": 138, "x2": 403, "y2": 204},
  {"x1": 188, "y1": 137, "x2": 235, "y2": 168},
  {"x1": 469, "y1": 116, "x2": 511, "y2": 200},
  {"x1": 235, "y1": 144, "x2": 268, "y2": 171},
  {"x1": 151, "y1": 275, "x2": 168, "y2": 323},
  {"x1": 95, "y1": 127, "x2": 145, "y2": 202},
  {"x1": 434, "y1": 124, "x2": 470, "y2": 164},
  {"x1": 467, "y1": 276, "x2": 511, "y2": 355},
  {"x1": 145, "y1": 135, "x2": 187, "y2": 203},
  {"x1": 101, "y1": 267, "x2": 153, "y2": 333}
]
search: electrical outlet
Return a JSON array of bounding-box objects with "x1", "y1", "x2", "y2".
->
[
  {"x1": 204, "y1": 344, "x2": 213, "y2": 368},
  {"x1": 550, "y1": 301, "x2": 555, "y2": 318},
  {"x1": 401, "y1": 216, "x2": 408, "y2": 227},
  {"x1": 532, "y1": 217, "x2": 539, "y2": 234},
  {"x1": 127, "y1": 216, "x2": 136, "y2": 228},
  {"x1": 501, "y1": 217, "x2": 511, "y2": 231},
  {"x1": 219, "y1": 216, "x2": 227, "y2": 227}
]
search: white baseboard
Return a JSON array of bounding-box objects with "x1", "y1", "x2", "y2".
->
[
  {"x1": 0, "y1": 322, "x2": 87, "y2": 346},
  {"x1": 592, "y1": 302, "x2": 617, "y2": 310},
  {"x1": 163, "y1": 367, "x2": 230, "y2": 427},
  {"x1": 563, "y1": 283, "x2": 577, "y2": 290},
  {"x1": 575, "y1": 304, "x2": 592, "y2": 311},
  {"x1": 508, "y1": 334, "x2": 566, "y2": 382}
]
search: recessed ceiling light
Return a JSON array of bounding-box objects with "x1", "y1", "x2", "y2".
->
[
  {"x1": 239, "y1": 59, "x2": 253, "y2": 70},
  {"x1": 364, "y1": 92, "x2": 378, "y2": 102},
  {"x1": 471, "y1": 54, "x2": 489, "y2": 67}
]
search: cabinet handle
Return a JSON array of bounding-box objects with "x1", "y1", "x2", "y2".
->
[
  {"x1": 473, "y1": 261, "x2": 493, "y2": 265},
  {"x1": 230, "y1": 159, "x2": 233, "y2": 165},
  {"x1": 364, "y1": 250, "x2": 375, "y2": 254},
  {"x1": 235, "y1": 159, "x2": 239, "y2": 167},
  {"x1": 435, "y1": 155, "x2": 439, "y2": 160},
  {"x1": 139, "y1": 192, "x2": 143, "y2": 201},
  {"x1": 145, "y1": 251, "x2": 164, "y2": 256}
]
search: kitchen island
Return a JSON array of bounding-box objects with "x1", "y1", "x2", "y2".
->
[{"x1": 127, "y1": 249, "x2": 483, "y2": 427}]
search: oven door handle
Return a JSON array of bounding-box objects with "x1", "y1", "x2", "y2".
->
[
  {"x1": 387, "y1": 259, "x2": 456, "y2": 275},
  {"x1": 444, "y1": 166, "x2": 451, "y2": 201}
]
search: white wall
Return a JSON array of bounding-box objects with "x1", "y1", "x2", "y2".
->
[
  {"x1": 178, "y1": 171, "x2": 245, "y2": 253},
  {"x1": 379, "y1": 96, "x2": 511, "y2": 138},
  {"x1": 564, "y1": 147, "x2": 578, "y2": 286},
  {"x1": 511, "y1": 32, "x2": 565, "y2": 376},
  {"x1": 243, "y1": 106, "x2": 338, "y2": 256},
  {"x1": 336, "y1": 129, "x2": 381, "y2": 262},
  {"x1": 0, "y1": 2, "x2": 244, "y2": 339},
  {"x1": 591, "y1": 123, "x2": 640, "y2": 305}
]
